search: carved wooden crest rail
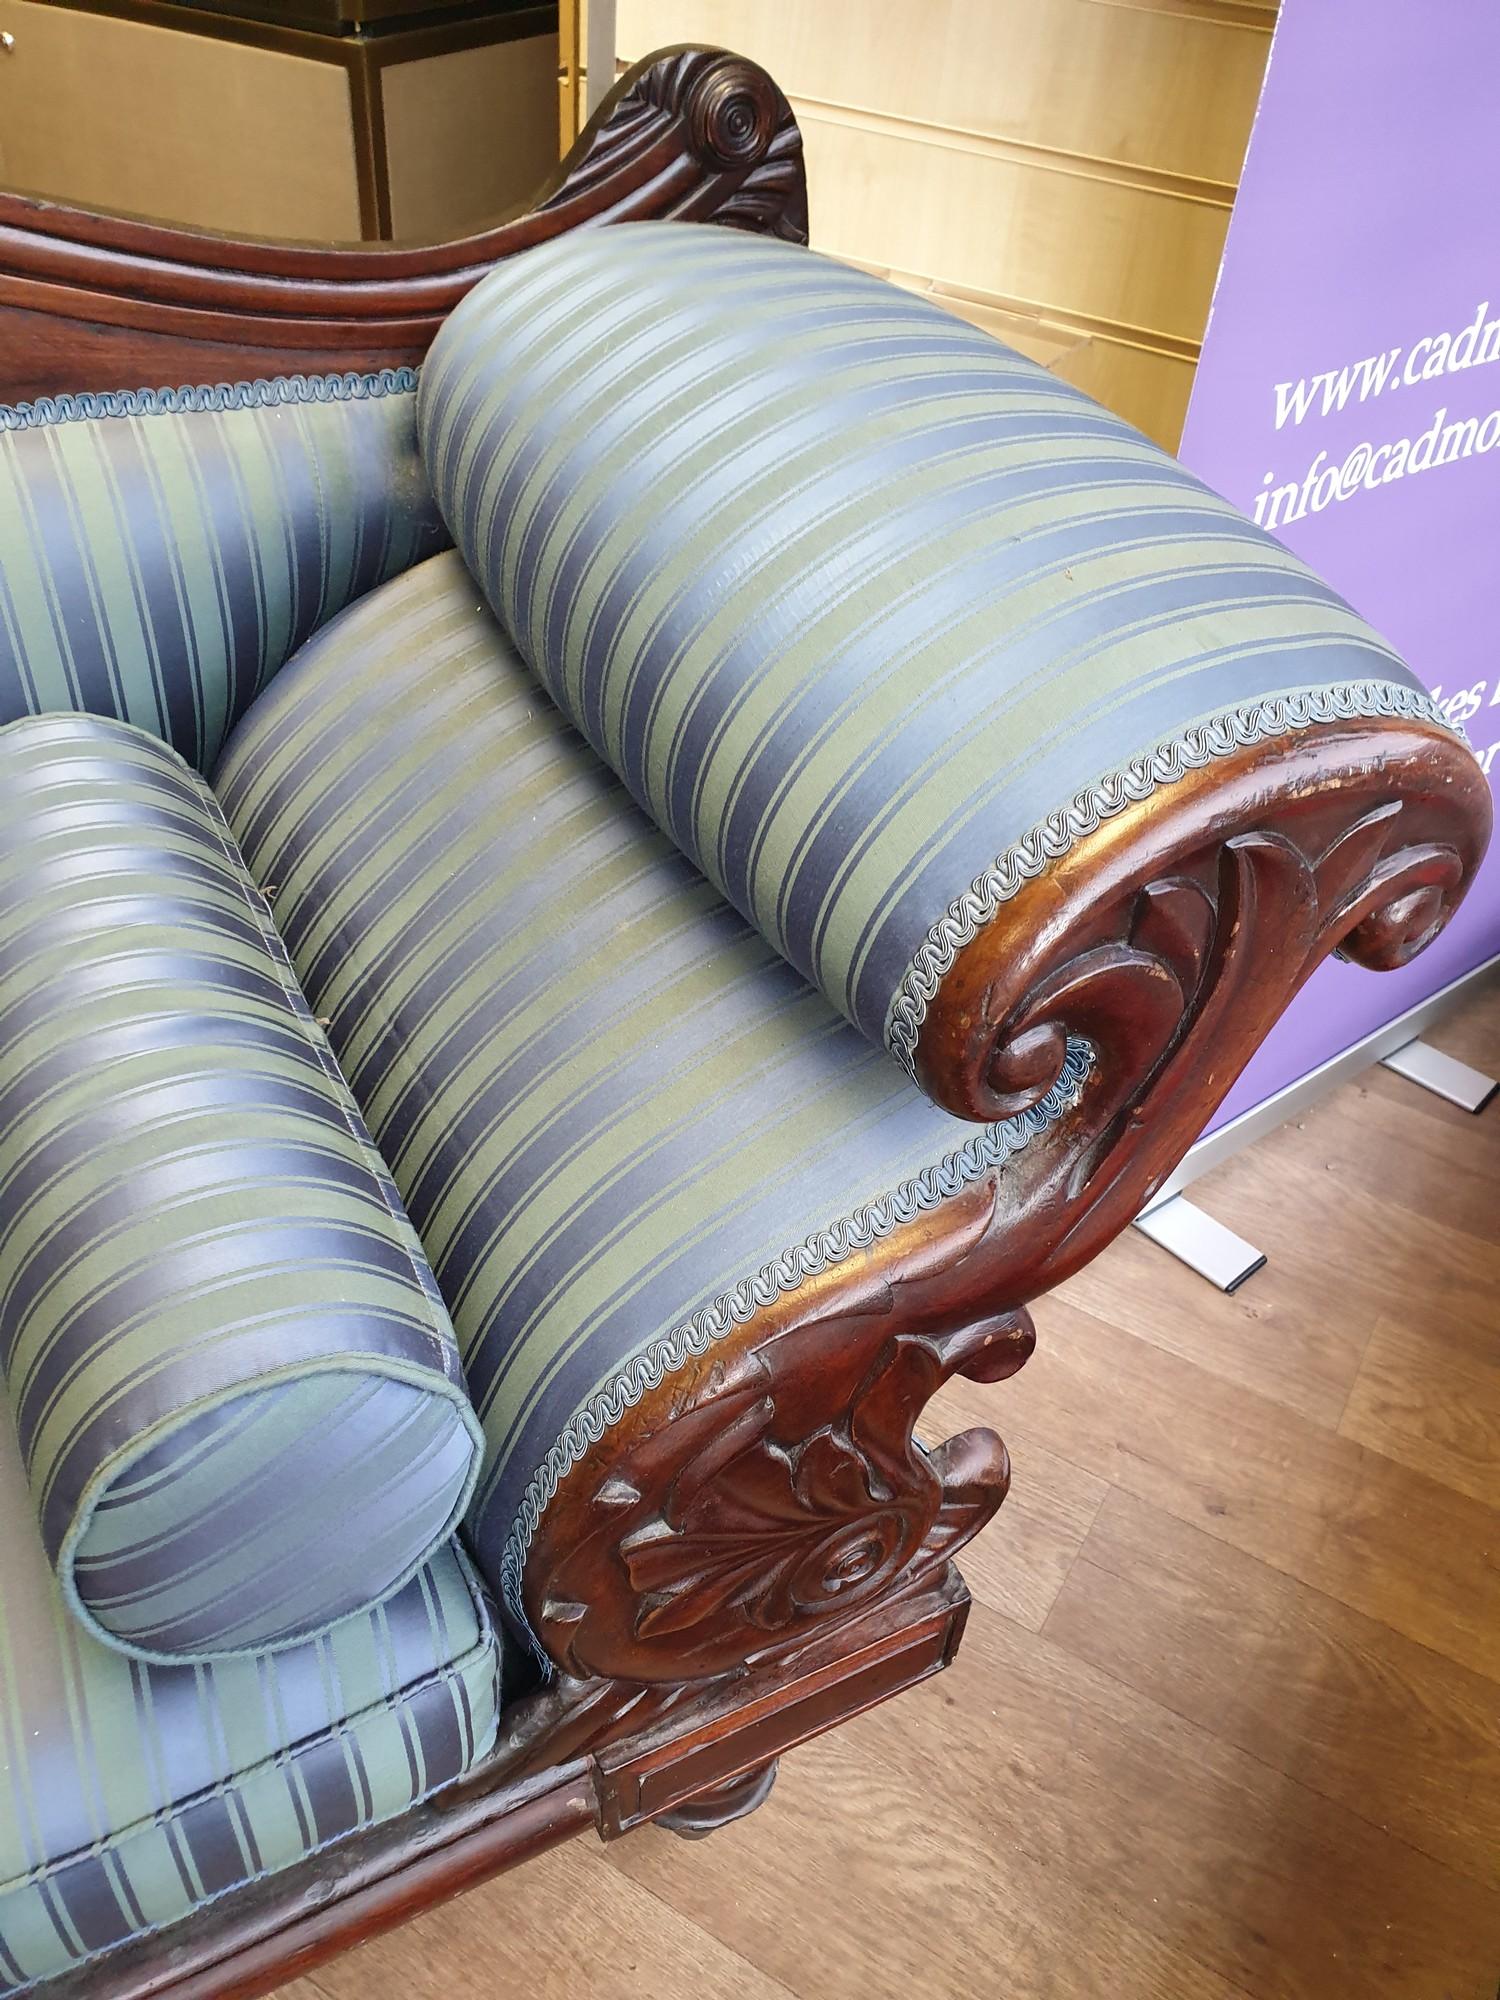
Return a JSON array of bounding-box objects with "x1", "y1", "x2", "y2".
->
[{"x1": 0, "y1": 45, "x2": 807, "y2": 403}]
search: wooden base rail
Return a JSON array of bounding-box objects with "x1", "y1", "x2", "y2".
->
[{"x1": 39, "y1": 1570, "x2": 967, "y2": 2000}]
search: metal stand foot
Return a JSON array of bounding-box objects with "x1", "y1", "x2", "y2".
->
[
  {"x1": 1133, "y1": 1195, "x2": 1266, "y2": 1293},
  {"x1": 1379, "y1": 1037, "x2": 1498, "y2": 1113}
]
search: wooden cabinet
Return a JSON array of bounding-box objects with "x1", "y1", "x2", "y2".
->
[
  {"x1": 0, "y1": 0, "x2": 560, "y2": 241},
  {"x1": 615, "y1": 0, "x2": 1277, "y2": 448}
]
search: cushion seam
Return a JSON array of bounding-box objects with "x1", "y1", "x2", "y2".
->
[{"x1": 0, "y1": 1544, "x2": 497, "y2": 1899}]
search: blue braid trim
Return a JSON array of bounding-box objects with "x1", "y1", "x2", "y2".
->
[
  {"x1": 0, "y1": 369, "x2": 419, "y2": 431},
  {"x1": 885, "y1": 678, "x2": 1462, "y2": 1076},
  {"x1": 499, "y1": 1036, "x2": 1095, "y2": 1672}
]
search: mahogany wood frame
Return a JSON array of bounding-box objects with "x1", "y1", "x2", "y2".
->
[
  {"x1": 6, "y1": 49, "x2": 1493, "y2": 2000},
  {"x1": 0, "y1": 42, "x2": 807, "y2": 404}
]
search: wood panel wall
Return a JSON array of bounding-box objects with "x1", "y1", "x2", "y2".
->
[{"x1": 614, "y1": 0, "x2": 1277, "y2": 448}]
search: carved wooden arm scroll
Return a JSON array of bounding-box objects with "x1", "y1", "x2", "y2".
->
[
  {"x1": 522, "y1": 713, "x2": 1489, "y2": 1690},
  {"x1": 0, "y1": 46, "x2": 806, "y2": 403},
  {"x1": 913, "y1": 714, "x2": 1489, "y2": 1294}
]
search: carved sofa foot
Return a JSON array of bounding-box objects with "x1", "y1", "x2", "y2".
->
[{"x1": 657, "y1": 1761, "x2": 780, "y2": 1839}]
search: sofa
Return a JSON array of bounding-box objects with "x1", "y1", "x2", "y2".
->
[{"x1": 0, "y1": 46, "x2": 1490, "y2": 2000}]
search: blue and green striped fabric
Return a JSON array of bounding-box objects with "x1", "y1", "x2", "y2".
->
[
  {"x1": 0, "y1": 713, "x2": 482, "y2": 1663},
  {"x1": 216, "y1": 553, "x2": 1090, "y2": 1658},
  {"x1": 418, "y1": 224, "x2": 1444, "y2": 1087},
  {"x1": 0, "y1": 1394, "x2": 501, "y2": 1995},
  {"x1": 0, "y1": 374, "x2": 445, "y2": 775}
]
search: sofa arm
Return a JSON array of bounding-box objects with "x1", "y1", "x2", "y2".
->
[
  {"x1": 0, "y1": 715, "x2": 481, "y2": 1662},
  {"x1": 419, "y1": 222, "x2": 1488, "y2": 1130}
]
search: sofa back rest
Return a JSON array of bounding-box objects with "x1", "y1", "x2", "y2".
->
[{"x1": 0, "y1": 372, "x2": 447, "y2": 774}]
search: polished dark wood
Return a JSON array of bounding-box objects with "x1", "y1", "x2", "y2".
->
[
  {"x1": 47, "y1": 713, "x2": 1490, "y2": 2000},
  {"x1": 656, "y1": 1761, "x2": 780, "y2": 1840},
  {"x1": 296, "y1": 981, "x2": 1500, "y2": 1998},
  {"x1": 8, "y1": 78, "x2": 1493, "y2": 1997},
  {"x1": 0, "y1": 43, "x2": 807, "y2": 402}
]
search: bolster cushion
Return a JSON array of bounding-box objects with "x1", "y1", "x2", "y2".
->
[
  {"x1": 0, "y1": 714, "x2": 482, "y2": 1662},
  {"x1": 418, "y1": 223, "x2": 1441, "y2": 1114}
]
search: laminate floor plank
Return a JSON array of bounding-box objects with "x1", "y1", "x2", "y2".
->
[
  {"x1": 1042, "y1": 1486, "x2": 1500, "y2": 1886},
  {"x1": 939, "y1": 1292, "x2": 1500, "y2": 1681},
  {"x1": 290, "y1": 1836, "x2": 798, "y2": 2000},
  {"x1": 1339, "y1": 1303, "x2": 1500, "y2": 1503},
  {"x1": 606, "y1": 1600, "x2": 1498, "y2": 2000}
]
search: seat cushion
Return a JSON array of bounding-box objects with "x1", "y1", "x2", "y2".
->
[
  {"x1": 0, "y1": 373, "x2": 446, "y2": 774},
  {"x1": 0, "y1": 1399, "x2": 501, "y2": 1995},
  {"x1": 214, "y1": 552, "x2": 1089, "y2": 1660},
  {"x1": 0, "y1": 715, "x2": 481, "y2": 1663}
]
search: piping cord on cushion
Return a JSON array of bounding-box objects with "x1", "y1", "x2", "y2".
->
[
  {"x1": 0, "y1": 368, "x2": 420, "y2": 431},
  {"x1": 499, "y1": 1035, "x2": 1094, "y2": 1671},
  {"x1": 883, "y1": 676, "x2": 1460, "y2": 1076}
]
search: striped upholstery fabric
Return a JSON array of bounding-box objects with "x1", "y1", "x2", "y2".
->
[
  {"x1": 0, "y1": 375, "x2": 445, "y2": 775},
  {"x1": 216, "y1": 553, "x2": 1089, "y2": 1655},
  {"x1": 0, "y1": 714, "x2": 482, "y2": 1663},
  {"x1": 0, "y1": 1396, "x2": 500, "y2": 1995},
  {"x1": 418, "y1": 224, "x2": 1443, "y2": 1086}
]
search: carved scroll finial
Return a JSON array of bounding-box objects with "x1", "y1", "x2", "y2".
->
[
  {"x1": 0, "y1": 46, "x2": 809, "y2": 402},
  {"x1": 592, "y1": 47, "x2": 808, "y2": 243},
  {"x1": 915, "y1": 714, "x2": 1489, "y2": 1290},
  {"x1": 682, "y1": 53, "x2": 781, "y2": 172},
  {"x1": 522, "y1": 713, "x2": 1488, "y2": 1696}
]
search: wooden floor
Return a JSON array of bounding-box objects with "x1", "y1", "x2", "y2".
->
[{"x1": 282, "y1": 979, "x2": 1500, "y2": 2000}]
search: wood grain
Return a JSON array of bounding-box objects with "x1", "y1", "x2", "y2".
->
[
  {"x1": 1042, "y1": 1487, "x2": 1500, "y2": 1885},
  {"x1": 0, "y1": 46, "x2": 808, "y2": 403},
  {"x1": 288, "y1": 975, "x2": 1499, "y2": 1998},
  {"x1": 615, "y1": 0, "x2": 1276, "y2": 444},
  {"x1": 1340, "y1": 1304, "x2": 1500, "y2": 1504}
]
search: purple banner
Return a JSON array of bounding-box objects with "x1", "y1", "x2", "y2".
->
[{"x1": 1178, "y1": 0, "x2": 1499, "y2": 1133}]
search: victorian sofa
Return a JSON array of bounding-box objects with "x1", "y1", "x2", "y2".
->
[{"x1": 0, "y1": 45, "x2": 1490, "y2": 2000}]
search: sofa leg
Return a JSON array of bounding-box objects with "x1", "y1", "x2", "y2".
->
[{"x1": 657, "y1": 1760, "x2": 780, "y2": 1839}]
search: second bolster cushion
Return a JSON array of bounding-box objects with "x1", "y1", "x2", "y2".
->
[{"x1": 0, "y1": 714, "x2": 482, "y2": 1662}]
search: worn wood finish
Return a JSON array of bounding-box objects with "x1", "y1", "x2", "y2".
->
[{"x1": 0, "y1": 43, "x2": 807, "y2": 403}]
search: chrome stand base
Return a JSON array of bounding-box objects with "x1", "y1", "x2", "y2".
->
[
  {"x1": 1379, "y1": 1036, "x2": 1498, "y2": 1113},
  {"x1": 1133, "y1": 1194, "x2": 1267, "y2": 1294}
]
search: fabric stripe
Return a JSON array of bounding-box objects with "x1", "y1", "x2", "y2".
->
[
  {"x1": 0, "y1": 384, "x2": 445, "y2": 773},
  {"x1": 216, "y1": 554, "x2": 1090, "y2": 1659},
  {"x1": 0, "y1": 715, "x2": 481, "y2": 1664},
  {"x1": 0, "y1": 1397, "x2": 500, "y2": 1994},
  {"x1": 416, "y1": 224, "x2": 1445, "y2": 1070}
]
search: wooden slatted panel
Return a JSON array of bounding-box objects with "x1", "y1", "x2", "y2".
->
[{"x1": 615, "y1": 0, "x2": 1277, "y2": 446}]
